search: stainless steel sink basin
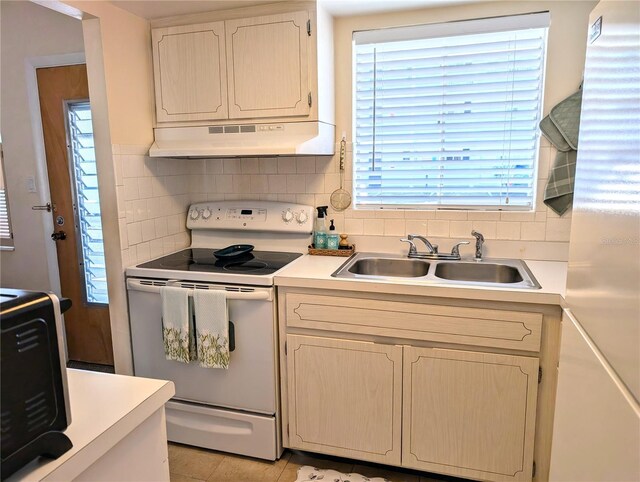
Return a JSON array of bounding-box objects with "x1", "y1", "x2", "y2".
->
[
  {"x1": 434, "y1": 262, "x2": 523, "y2": 284},
  {"x1": 348, "y1": 258, "x2": 430, "y2": 278},
  {"x1": 332, "y1": 253, "x2": 540, "y2": 289}
]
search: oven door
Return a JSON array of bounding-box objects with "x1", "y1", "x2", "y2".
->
[{"x1": 126, "y1": 278, "x2": 276, "y2": 414}]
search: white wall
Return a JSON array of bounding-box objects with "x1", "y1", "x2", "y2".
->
[{"x1": 0, "y1": 0, "x2": 85, "y2": 291}]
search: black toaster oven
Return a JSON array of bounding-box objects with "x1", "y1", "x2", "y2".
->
[{"x1": 0, "y1": 289, "x2": 73, "y2": 479}]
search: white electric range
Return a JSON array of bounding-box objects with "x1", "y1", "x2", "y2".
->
[{"x1": 125, "y1": 201, "x2": 313, "y2": 460}]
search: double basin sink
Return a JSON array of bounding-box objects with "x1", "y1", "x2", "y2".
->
[{"x1": 332, "y1": 253, "x2": 540, "y2": 289}]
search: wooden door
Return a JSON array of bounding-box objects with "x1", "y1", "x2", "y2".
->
[
  {"x1": 152, "y1": 21, "x2": 228, "y2": 123},
  {"x1": 226, "y1": 11, "x2": 310, "y2": 119},
  {"x1": 402, "y1": 346, "x2": 538, "y2": 482},
  {"x1": 36, "y1": 65, "x2": 113, "y2": 365},
  {"x1": 286, "y1": 334, "x2": 402, "y2": 465}
]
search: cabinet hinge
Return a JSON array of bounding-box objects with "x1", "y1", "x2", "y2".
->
[
  {"x1": 307, "y1": 19, "x2": 311, "y2": 36},
  {"x1": 308, "y1": 92, "x2": 312, "y2": 107},
  {"x1": 538, "y1": 367, "x2": 542, "y2": 384},
  {"x1": 286, "y1": 423, "x2": 289, "y2": 437},
  {"x1": 284, "y1": 341, "x2": 287, "y2": 356},
  {"x1": 532, "y1": 461, "x2": 536, "y2": 478}
]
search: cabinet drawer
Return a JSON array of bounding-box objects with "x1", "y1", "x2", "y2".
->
[{"x1": 285, "y1": 292, "x2": 542, "y2": 352}]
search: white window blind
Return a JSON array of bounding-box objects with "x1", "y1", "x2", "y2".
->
[
  {"x1": 0, "y1": 143, "x2": 13, "y2": 246},
  {"x1": 353, "y1": 13, "x2": 549, "y2": 210}
]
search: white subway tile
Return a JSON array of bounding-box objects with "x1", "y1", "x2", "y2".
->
[
  {"x1": 127, "y1": 222, "x2": 142, "y2": 245},
  {"x1": 297, "y1": 158, "x2": 316, "y2": 174},
  {"x1": 405, "y1": 219, "x2": 428, "y2": 236},
  {"x1": 428, "y1": 220, "x2": 450, "y2": 237},
  {"x1": 344, "y1": 218, "x2": 364, "y2": 235},
  {"x1": 546, "y1": 218, "x2": 572, "y2": 241},
  {"x1": 296, "y1": 194, "x2": 315, "y2": 206},
  {"x1": 223, "y1": 159, "x2": 241, "y2": 174},
  {"x1": 363, "y1": 218, "x2": 384, "y2": 235},
  {"x1": 241, "y1": 158, "x2": 260, "y2": 174},
  {"x1": 114, "y1": 155, "x2": 123, "y2": 186},
  {"x1": 137, "y1": 177, "x2": 153, "y2": 199},
  {"x1": 116, "y1": 186, "x2": 126, "y2": 219},
  {"x1": 259, "y1": 158, "x2": 278, "y2": 174},
  {"x1": 496, "y1": 221, "x2": 521, "y2": 240},
  {"x1": 143, "y1": 157, "x2": 157, "y2": 177},
  {"x1": 154, "y1": 217, "x2": 168, "y2": 238},
  {"x1": 206, "y1": 159, "x2": 223, "y2": 174},
  {"x1": 449, "y1": 220, "x2": 472, "y2": 238},
  {"x1": 500, "y1": 211, "x2": 536, "y2": 222},
  {"x1": 306, "y1": 174, "x2": 325, "y2": 194},
  {"x1": 286, "y1": 174, "x2": 306, "y2": 193},
  {"x1": 384, "y1": 219, "x2": 406, "y2": 236},
  {"x1": 215, "y1": 174, "x2": 233, "y2": 193},
  {"x1": 141, "y1": 219, "x2": 156, "y2": 242},
  {"x1": 324, "y1": 173, "x2": 341, "y2": 192},
  {"x1": 124, "y1": 201, "x2": 135, "y2": 222},
  {"x1": 118, "y1": 219, "x2": 128, "y2": 248},
  {"x1": 468, "y1": 211, "x2": 501, "y2": 221},
  {"x1": 268, "y1": 175, "x2": 287, "y2": 193},
  {"x1": 232, "y1": 175, "x2": 252, "y2": 193},
  {"x1": 436, "y1": 210, "x2": 467, "y2": 220},
  {"x1": 521, "y1": 222, "x2": 546, "y2": 241},
  {"x1": 278, "y1": 157, "x2": 297, "y2": 174},
  {"x1": 133, "y1": 199, "x2": 148, "y2": 222},
  {"x1": 250, "y1": 175, "x2": 269, "y2": 193},
  {"x1": 136, "y1": 242, "x2": 150, "y2": 263},
  {"x1": 471, "y1": 220, "x2": 497, "y2": 239},
  {"x1": 149, "y1": 239, "x2": 164, "y2": 258},
  {"x1": 123, "y1": 178, "x2": 139, "y2": 201},
  {"x1": 167, "y1": 214, "x2": 184, "y2": 235},
  {"x1": 187, "y1": 159, "x2": 204, "y2": 175},
  {"x1": 405, "y1": 210, "x2": 436, "y2": 220}
]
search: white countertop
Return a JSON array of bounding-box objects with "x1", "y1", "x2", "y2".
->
[
  {"x1": 275, "y1": 254, "x2": 567, "y2": 305},
  {"x1": 9, "y1": 369, "x2": 175, "y2": 482}
]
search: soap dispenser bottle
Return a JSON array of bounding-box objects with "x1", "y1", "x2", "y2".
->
[
  {"x1": 314, "y1": 206, "x2": 328, "y2": 248},
  {"x1": 327, "y1": 219, "x2": 339, "y2": 249}
]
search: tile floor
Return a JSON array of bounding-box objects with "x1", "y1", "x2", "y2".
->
[{"x1": 168, "y1": 443, "x2": 465, "y2": 482}]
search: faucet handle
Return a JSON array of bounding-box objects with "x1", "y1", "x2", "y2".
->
[
  {"x1": 450, "y1": 241, "x2": 470, "y2": 257},
  {"x1": 400, "y1": 238, "x2": 418, "y2": 257}
]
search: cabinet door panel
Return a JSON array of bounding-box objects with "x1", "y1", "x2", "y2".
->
[
  {"x1": 226, "y1": 11, "x2": 310, "y2": 119},
  {"x1": 152, "y1": 22, "x2": 228, "y2": 122},
  {"x1": 287, "y1": 335, "x2": 402, "y2": 465},
  {"x1": 403, "y1": 347, "x2": 538, "y2": 482}
]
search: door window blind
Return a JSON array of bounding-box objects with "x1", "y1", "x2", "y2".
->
[
  {"x1": 353, "y1": 13, "x2": 549, "y2": 210},
  {"x1": 0, "y1": 143, "x2": 13, "y2": 246}
]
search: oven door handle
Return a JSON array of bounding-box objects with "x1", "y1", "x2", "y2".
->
[{"x1": 126, "y1": 279, "x2": 272, "y2": 301}]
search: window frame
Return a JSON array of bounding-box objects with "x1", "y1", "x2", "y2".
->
[{"x1": 351, "y1": 12, "x2": 550, "y2": 212}]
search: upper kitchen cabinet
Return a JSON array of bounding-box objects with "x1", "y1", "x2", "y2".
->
[
  {"x1": 152, "y1": 22, "x2": 228, "y2": 123},
  {"x1": 150, "y1": 2, "x2": 333, "y2": 127},
  {"x1": 226, "y1": 11, "x2": 310, "y2": 119}
]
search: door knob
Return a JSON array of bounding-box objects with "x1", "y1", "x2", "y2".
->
[{"x1": 51, "y1": 230, "x2": 67, "y2": 241}]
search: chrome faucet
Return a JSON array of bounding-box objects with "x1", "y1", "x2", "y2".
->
[
  {"x1": 407, "y1": 234, "x2": 438, "y2": 254},
  {"x1": 471, "y1": 230, "x2": 485, "y2": 260},
  {"x1": 401, "y1": 234, "x2": 469, "y2": 260}
]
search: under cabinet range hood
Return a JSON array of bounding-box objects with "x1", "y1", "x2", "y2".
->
[{"x1": 149, "y1": 121, "x2": 335, "y2": 158}]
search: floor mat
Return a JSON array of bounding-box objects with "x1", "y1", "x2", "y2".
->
[{"x1": 296, "y1": 465, "x2": 391, "y2": 482}]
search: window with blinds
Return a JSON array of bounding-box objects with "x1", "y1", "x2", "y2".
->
[
  {"x1": 0, "y1": 143, "x2": 14, "y2": 247},
  {"x1": 353, "y1": 13, "x2": 549, "y2": 210}
]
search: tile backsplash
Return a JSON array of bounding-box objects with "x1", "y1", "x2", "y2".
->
[{"x1": 114, "y1": 137, "x2": 571, "y2": 266}]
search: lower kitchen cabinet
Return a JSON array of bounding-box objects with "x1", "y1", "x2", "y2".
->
[
  {"x1": 286, "y1": 334, "x2": 403, "y2": 465},
  {"x1": 403, "y1": 347, "x2": 539, "y2": 482}
]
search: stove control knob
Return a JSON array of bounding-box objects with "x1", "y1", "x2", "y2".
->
[
  {"x1": 202, "y1": 208, "x2": 212, "y2": 220},
  {"x1": 190, "y1": 209, "x2": 200, "y2": 220},
  {"x1": 296, "y1": 211, "x2": 308, "y2": 224},
  {"x1": 282, "y1": 209, "x2": 293, "y2": 223}
]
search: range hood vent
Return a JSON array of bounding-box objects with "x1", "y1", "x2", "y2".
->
[{"x1": 149, "y1": 121, "x2": 335, "y2": 158}]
